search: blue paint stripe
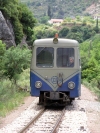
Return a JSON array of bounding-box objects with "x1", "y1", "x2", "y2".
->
[{"x1": 30, "y1": 71, "x2": 81, "y2": 98}]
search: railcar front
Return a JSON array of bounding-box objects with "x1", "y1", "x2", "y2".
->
[{"x1": 30, "y1": 37, "x2": 81, "y2": 106}]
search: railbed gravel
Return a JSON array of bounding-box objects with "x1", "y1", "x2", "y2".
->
[
  {"x1": 0, "y1": 98, "x2": 43, "y2": 133},
  {"x1": 0, "y1": 87, "x2": 100, "y2": 133}
]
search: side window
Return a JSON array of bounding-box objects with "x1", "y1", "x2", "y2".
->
[
  {"x1": 36, "y1": 47, "x2": 54, "y2": 68},
  {"x1": 57, "y1": 48, "x2": 74, "y2": 67}
]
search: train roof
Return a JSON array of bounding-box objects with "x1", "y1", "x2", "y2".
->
[{"x1": 33, "y1": 38, "x2": 79, "y2": 47}]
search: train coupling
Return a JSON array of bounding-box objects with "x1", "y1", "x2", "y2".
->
[
  {"x1": 63, "y1": 94, "x2": 70, "y2": 102},
  {"x1": 44, "y1": 91, "x2": 70, "y2": 102}
]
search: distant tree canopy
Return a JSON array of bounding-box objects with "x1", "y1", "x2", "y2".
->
[
  {"x1": 0, "y1": 0, "x2": 36, "y2": 45},
  {"x1": 34, "y1": 23, "x2": 97, "y2": 43},
  {"x1": 24, "y1": 0, "x2": 99, "y2": 20},
  {"x1": 39, "y1": 16, "x2": 50, "y2": 24},
  {"x1": 47, "y1": 5, "x2": 52, "y2": 19},
  {"x1": 59, "y1": 27, "x2": 69, "y2": 37},
  {"x1": 34, "y1": 25, "x2": 58, "y2": 39}
]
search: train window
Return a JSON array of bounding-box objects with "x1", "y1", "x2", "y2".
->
[
  {"x1": 57, "y1": 48, "x2": 74, "y2": 67},
  {"x1": 36, "y1": 47, "x2": 54, "y2": 67}
]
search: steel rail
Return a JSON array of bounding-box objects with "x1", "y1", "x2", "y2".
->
[
  {"x1": 50, "y1": 107, "x2": 66, "y2": 133},
  {"x1": 19, "y1": 108, "x2": 45, "y2": 133}
]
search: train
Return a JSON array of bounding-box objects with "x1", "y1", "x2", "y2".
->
[{"x1": 30, "y1": 34, "x2": 81, "y2": 106}]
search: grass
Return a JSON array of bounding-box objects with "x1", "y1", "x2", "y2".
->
[
  {"x1": 0, "y1": 92, "x2": 29, "y2": 117},
  {"x1": 0, "y1": 92, "x2": 28, "y2": 117},
  {"x1": 17, "y1": 69, "x2": 30, "y2": 91},
  {"x1": 0, "y1": 69, "x2": 30, "y2": 117}
]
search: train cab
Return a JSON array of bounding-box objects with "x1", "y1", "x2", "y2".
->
[{"x1": 30, "y1": 34, "x2": 81, "y2": 106}]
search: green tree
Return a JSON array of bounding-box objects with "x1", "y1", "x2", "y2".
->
[
  {"x1": 43, "y1": 29, "x2": 57, "y2": 38},
  {"x1": 67, "y1": 32, "x2": 83, "y2": 43},
  {"x1": 0, "y1": 40, "x2": 6, "y2": 78},
  {"x1": 82, "y1": 26, "x2": 95, "y2": 40},
  {"x1": 93, "y1": 17, "x2": 99, "y2": 33},
  {"x1": 12, "y1": 19, "x2": 23, "y2": 45},
  {"x1": 0, "y1": 40, "x2": 6, "y2": 57},
  {"x1": 47, "y1": 5, "x2": 52, "y2": 19},
  {"x1": 3, "y1": 45, "x2": 31, "y2": 84},
  {"x1": 80, "y1": 34, "x2": 100, "y2": 89},
  {"x1": 20, "y1": 3, "x2": 36, "y2": 45},
  {"x1": 0, "y1": 0, "x2": 19, "y2": 18},
  {"x1": 40, "y1": 16, "x2": 49, "y2": 24},
  {"x1": 59, "y1": 27, "x2": 69, "y2": 37},
  {"x1": 82, "y1": 58, "x2": 98, "y2": 82},
  {"x1": 0, "y1": 0, "x2": 36, "y2": 46},
  {"x1": 71, "y1": 26, "x2": 82, "y2": 32}
]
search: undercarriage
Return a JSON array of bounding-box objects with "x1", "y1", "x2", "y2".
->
[{"x1": 38, "y1": 91, "x2": 75, "y2": 106}]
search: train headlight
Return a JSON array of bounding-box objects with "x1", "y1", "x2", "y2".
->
[
  {"x1": 53, "y1": 33, "x2": 58, "y2": 44},
  {"x1": 68, "y1": 81, "x2": 75, "y2": 89},
  {"x1": 35, "y1": 81, "x2": 42, "y2": 88},
  {"x1": 53, "y1": 38, "x2": 58, "y2": 44}
]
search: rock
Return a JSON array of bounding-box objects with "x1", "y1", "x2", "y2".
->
[
  {"x1": 20, "y1": 35, "x2": 28, "y2": 46},
  {"x1": 79, "y1": 108, "x2": 85, "y2": 112},
  {"x1": 0, "y1": 11, "x2": 16, "y2": 48}
]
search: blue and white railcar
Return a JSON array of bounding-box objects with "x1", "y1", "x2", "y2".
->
[{"x1": 30, "y1": 35, "x2": 81, "y2": 106}]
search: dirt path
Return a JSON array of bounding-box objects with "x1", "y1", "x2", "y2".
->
[{"x1": 81, "y1": 85, "x2": 100, "y2": 133}]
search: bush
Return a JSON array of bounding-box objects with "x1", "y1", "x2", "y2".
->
[{"x1": 3, "y1": 45, "x2": 31, "y2": 83}]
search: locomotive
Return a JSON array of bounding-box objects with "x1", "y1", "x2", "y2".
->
[{"x1": 30, "y1": 34, "x2": 81, "y2": 106}]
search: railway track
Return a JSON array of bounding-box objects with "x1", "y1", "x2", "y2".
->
[
  {"x1": 0, "y1": 98, "x2": 91, "y2": 133},
  {"x1": 19, "y1": 107, "x2": 66, "y2": 133}
]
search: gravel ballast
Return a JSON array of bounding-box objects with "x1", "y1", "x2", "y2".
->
[{"x1": 0, "y1": 85, "x2": 100, "y2": 133}]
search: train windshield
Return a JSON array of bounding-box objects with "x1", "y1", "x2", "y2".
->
[
  {"x1": 36, "y1": 47, "x2": 54, "y2": 67},
  {"x1": 57, "y1": 48, "x2": 74, "y2": 67}
]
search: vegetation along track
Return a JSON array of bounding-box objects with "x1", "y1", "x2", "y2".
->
[{"x1": 19, "y1": 107, "x2": 65, "y2": 133}]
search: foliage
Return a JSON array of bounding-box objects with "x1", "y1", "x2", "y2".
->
[
  {"x1": 47, "y1": 5, "x2": 52, "y2": 19},
  {"x1": 20, "y1": 4, "x2": 36, "y2": 30},
  {"x1": 0, "y1": 0, "x2": 18, "y2": 18},
  {"x1": 59, "y1": 24, "x2": 96, "y2": 43},
  {"x1": 0, "y1": 41, "x2": 6, "y2": 77},
  {"x1": 3, "y1": 45, "x2": 31, "y2": 83},
  {"x1": 0, "y1": 41, "x2": 6, "y2": 55},
  {"x1": 12, "y1": 19, "x2": 24, "y2": 45},
  {"x1": 0, "y1": 0, "x2": 36, "y2": 45},
  {"x1": 80, "y1": 34, "x2": 100, "y2": 90},
  {"x1": 39, "y1": 16, "x2": 50, "y2": 24},
  {"x1": 43, "y1": 29, "x2": 57, "y2": 38},
  {"x1": 0, "y1": 78, "x2": 29, "y2": 117},
  {"x1": 17, "y1": 69, "x2": 30, "y2": 91},
  {"x1": 59, "y1": 27, "x2": 69, "y2": 37},
  {"x1": 67, "y1": 31, "x2": 83, "y2": 43},
  {"x1": 34, "y1": 22, "x2": 97, "y2": 43},
  {"x1": 93, "y1": 18, "x2": 99, "y2": 33},
  {"x1": 19, "y1": 3, "x2": 36, "y2": 45},
  {"x1": 21, "y1": 0, "x2": 100, "y2": 20},
  {"x1": 34, "y1": 24, "x2": 58, "y2": 39}
]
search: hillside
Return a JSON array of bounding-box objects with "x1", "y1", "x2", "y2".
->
[{"x1": 21, "y1": 0, "x2": 100, "y2": 20}]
